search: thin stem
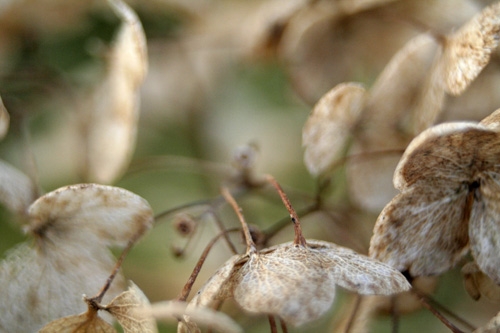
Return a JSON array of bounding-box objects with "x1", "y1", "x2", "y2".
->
[
  {"x1": 279, "y1": 318, "x2": 288, "y2": 333},
  {"x1": 390, "y1": 295, "x2": 399, "y2": 333},
  {"x1": 20, "y1": 116, "x2": 41, "y2": 199},
  {"x1": 265, "y1": 175, "x2": 306, "y2": 247},
  {"x1": 177, "y1": 228, "x2": 240, "y2": 302},
  {"x1": 412, "y1": 288, "x2": 465, "y2": 333},
  {"x1": 413, "y1": 286, "x2": 476, "y2": 332},
  {"x1": 221, "y1": 187, "x2": 256, "y2": 253},
  {"x1": 209, "y1": 208, "x2": 238, "y2": 255},
  {"x1": 268, "y1": 316, "x2": 278, "y2": 333},
  {"x1": 344, "y1": 294, "x2": 362, "y2": 333}
]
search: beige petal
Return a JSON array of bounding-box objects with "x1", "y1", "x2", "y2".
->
[
  {"x1": 86, "y1": 0, "x2": 148, "y2": 184},
  {"x1": 370, "y1": 181, "x2": 471, "y2": 277},
  {"x1": 27, "y1": 184, "x2": 153, "y2": 248},
  {"x1": 393, "y1": 122, "x2": 493, "y2": 190},
  {"x1": 308, "y1": 240, "x2": 410, "y2": 295},
  {"x1": 0, "y1": 242, "x2": 120, "y2": 332},
  {"x1": 106, "y1": 281, "x2": 157, "y2": 333},
  {"x1": 39, "y1": 308, "x2": 116, "y2": 333},
  {"x1": 302, "y1": 82, "x2": 366, "y2": 176},
  {"x1": 0, "y1": 96, "x2": 9, "y2": 140},
  {"x1": 480, "y1": 107, "x2": 500, "y2": 130},
  {"x1": 233, "y1": 244, "x2": 336, "y2": 327},
  {"x1": 439, "y1": 2, "x2": 500, "y2": 95},
  {"x1": 469, "y1": 173, "x2": 500, "y2": 284},
  {"x1": 0, "y1": 159, "x2": 36, "y2": 216}
]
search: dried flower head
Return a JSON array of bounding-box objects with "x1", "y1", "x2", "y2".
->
[
  {"x1": 183, "y1": 178, "x2": 410, "y2": 328},
  {"x1": 462, "y1": 262, "x2": 500, "y2": 301},
  {"x1": 0, "y1": 160, "x2": 36, "y2": 216},
  {"x1": 370, "y1": 112, "x2": 500, "y2": 283},
  {"x1": 0, "y1": 184, "x2": 153, "y2": 332}
]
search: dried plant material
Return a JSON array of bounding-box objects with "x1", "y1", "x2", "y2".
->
[
  {"x1": 39, "y1": 304, "x2": 116, "y2": 333},
  {"x1": 85, "y1": 0, "x2": 148, "y2": 184},
  {"x1": 438, "y1": 2, "x2": 500, "y2": 95},
  {"x1": 137, "y1": 301, "x2": 242, "y2": 333},
  {"x1": 186, "y1": 183, "x2": 410, "y2": 328},
  {"x1": 0, "y1": 96, "x2": 9, "y2": 140},
  {"x1": 0, "y1": 159, "x2": 36, "y2": 216},
  {"x1": 232, "y1": 240, "x2": 410, "y2": 327},
  {"x1": 462, "y1": 262, "x2": 500, "y2": 301},
  {"x1": 302, "y1": 82, "x2": 366, "y2": 176},
  {"x1": 475, "y1": 311, "x2": 500, "y2": 333},
  {"x1": 0, "y1": 184, "x2": 153, "y2": 332},
  {"x1": 370, "y1": 120, "x2": 500, "y2": 282}
]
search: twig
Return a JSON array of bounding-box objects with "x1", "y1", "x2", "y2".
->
[
  {"x1": 221, "y1": 187, "x2": 256, "y2": 253},
  {"x1": 269, "y1": 315, "x2": 278, "y2": 333},
  {"x1": 280, "y1": 318, "x2": 288, "y2": 333},
  {"x1": 266, "y1": 175, "x2": 306, "y2": 247},
  {"x1": 177, "y1": 228, "x2": 240, "y2": 302},
  {"x1": 390, "y1": 295, "x2": 399, "y2": 333},
  {"x1": 412, "y1": 288, "x2": 465, "y2": 333},
  {"x1": 344, "y1": 294, "x2": 362, "y2": 333}
]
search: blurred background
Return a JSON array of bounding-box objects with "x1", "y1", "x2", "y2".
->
[{"x1": 0, "y1": 0, "x2": 499, "y2": 332}]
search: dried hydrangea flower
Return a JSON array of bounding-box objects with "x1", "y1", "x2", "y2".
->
[
  {"x1": 183, "y1": 177, "x2": 410, "y2": 328},
  {"x1": 462, "y1": 262, "x2": 500, "y2": 302},
  {"x1": 370, "y1": 110, "x2": 500, "y2": 283},
  {"x1": 0, "y1": 160, "x2": 36, "y2": 216},
  {"x1": 0, "y1": 184, "x2": 153, "y2": 332}
]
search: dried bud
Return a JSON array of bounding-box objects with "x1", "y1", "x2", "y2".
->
[
  {"x1": 231, "y1": 143, "x2": 258, "y2": 172},
  {"x1": 172, "y1": 213, "x2": 197, "y2": 237}
]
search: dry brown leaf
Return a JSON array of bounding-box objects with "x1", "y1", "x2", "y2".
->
[
  {"x1": 370, "y1": 121, "x2": 500, "y2": 281},
  {"x1": 86, "y1": 0, "x2": 148, "y2": 184},
  {"x1": 302, "y1": 82, "x2": 367, "y2": 176},
  {"x1": 105, "y1": 281, "x2": 157, "y2": 333},
  {"x1": 0, "y1": 96, "x2": 9, "y2": 140},
  {"x1": 39, "y1": 305, "x2": 116, "y2": 333},
  {"x1": 439, "y1": 2, "x2": 500, "y2": 95},
  {"x1": 462, "y1": 262, "x2": 500, "y2": 301},
  {"x1": 475, "y1": 311, "x2": 500, "y2": 333},
  {"x1": 0, "y1": 159, "x2": 36, "y2": 216},
  {"x1": 0, "y1": 184, "x2": 153, "y2": 332}
]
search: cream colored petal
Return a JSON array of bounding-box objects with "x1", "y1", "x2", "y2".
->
[
  {"x1": 86, "y1": 0, "x2": 148, "y2": 184},
  {"x1": 462, "y1": 262, "x2": 500, "y2": 301},
  {"x1": 106, "y1": 281, "x2": 157, "y2": 333},
  {"x1": 233, "y1": 245, "x2": 336, "y2": 327},
  {"x1": 0, "y1": 159, "x2": 36, "y2": 216},
  {"x1": 370, "y1": 182, "x2": 471, "y2": 277},
  {"x1": 27, "y1": 184, "x2": 153, "y2": 248},
  {"x1": 302, "y1": 82, "x2": 366, "y2": 176}
]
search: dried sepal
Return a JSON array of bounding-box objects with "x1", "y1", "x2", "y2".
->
[
  {"x1": 28, "y1": 183, "x2": 154, "y2": 248},
  {"x1": 302, "y1": 82, "x2": 366, "y2": 176},
  {"x1": 0, "y1": 159, "x2": 36, "y2": 216},
  {"x1": 462, "y1": 262, "x2": 500, "y2": 301},
  {"x1": 85, "y1": 0, "x2": 148, "y2": 184},
  {"x1": 0, "y1": 184, "x2": 153, "y2": 332},
  {"x1": 39, "y1": 303, "x2": 116, "y2": 333},
  {"x1": 105, "y1": 281, "x2": 157, "y2": 333},
  {"x1": 136, "y1": 301, "x2": 242, "y2": 333},
  {"x1": 439, "y1": 2, "x2": 500, "y2": 95},
  {"x1": 370, "y1": 119, "x2": 500, "y2": 281},
  {"x1": 0, "y1": 96, "x2": 9, "y2": 140}
]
